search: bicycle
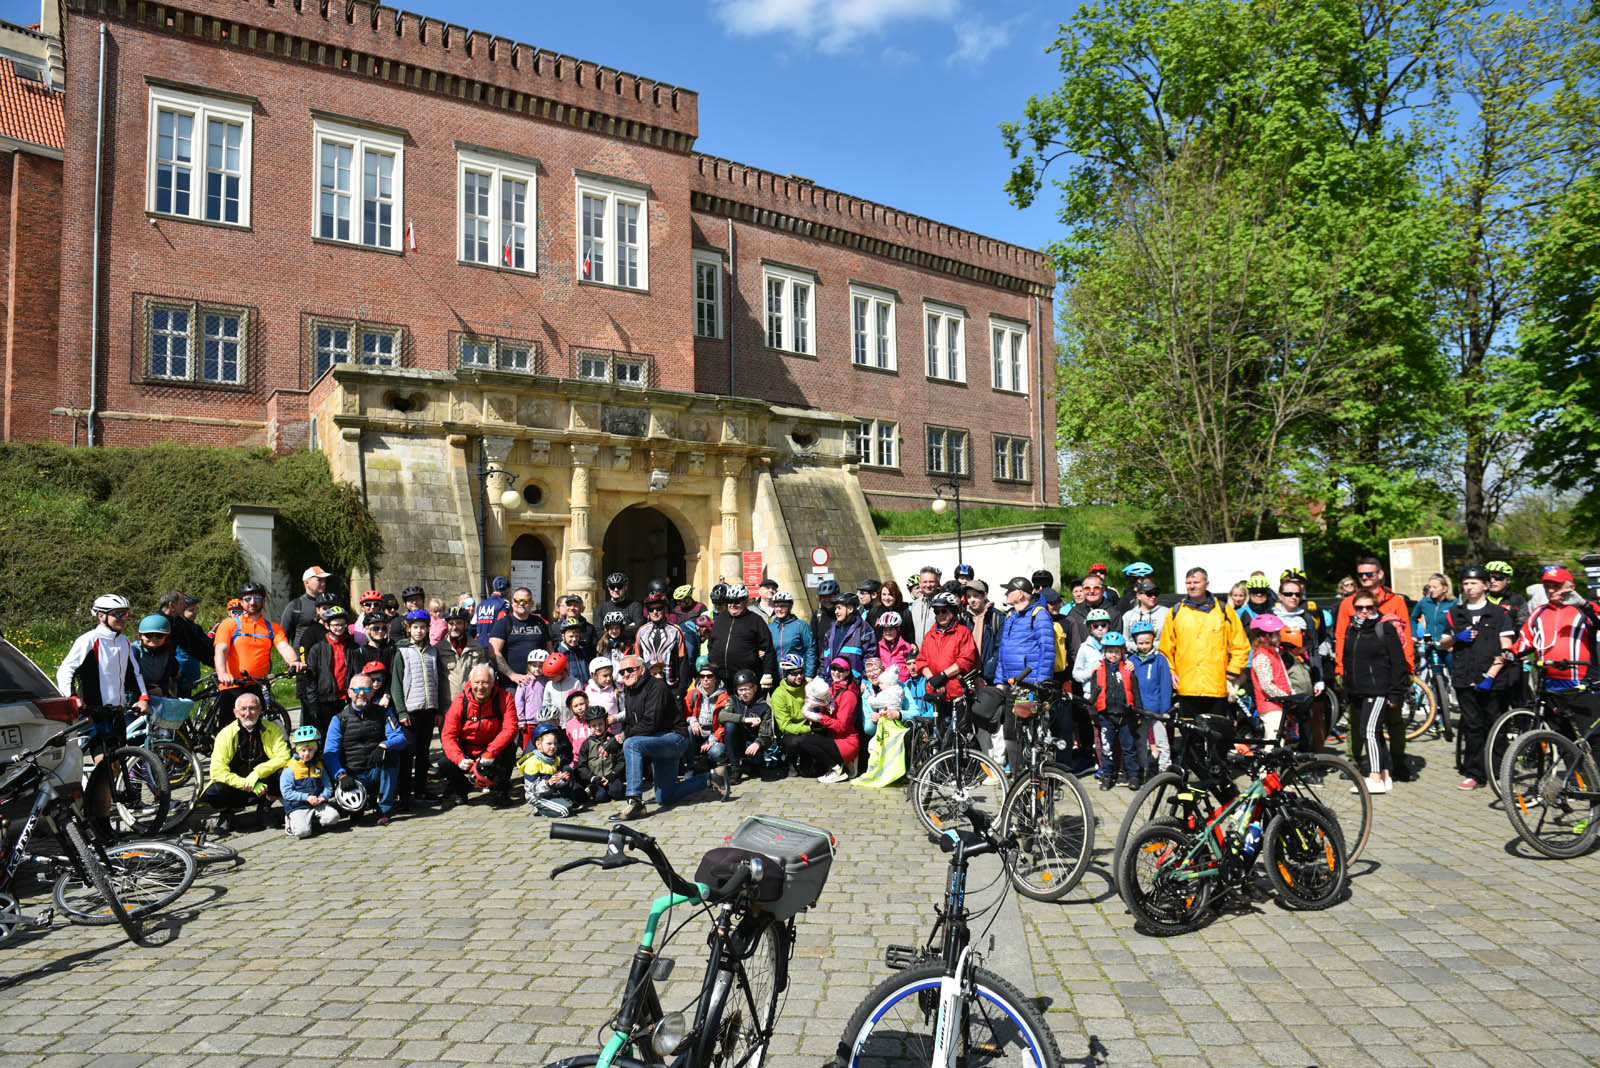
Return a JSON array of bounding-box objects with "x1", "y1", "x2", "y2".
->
[
  {"x1": 834, "y1": 807, "x2": 1063, "y2": 1067},
  {"x1": 1118, "y1": 748, "x2": 1348, "y2": 935},
  {"x1": 1113, "y1": 713, "x2": 1372, "y2": 875},
  {"x1": 907, "y1": 669, "x2": 1008, "y2": 837},
  {"x1": 1485, "y1": 659, "x2": 1558, "y2": 803},
  {"x1": 994, "y1": 676, "x2": 1095, "y2": 901},
  {"x1": 1, "y1": 719, "x2": 196, "y2": 945},
  {"x1": 1411, "y1": 634, "x2": 1455, "y2": 742},
  {"x1": 121, "y1": 700, "x2": 208, "y2": 833},
  {"x1": 539, "y1": 814, "x2": 833, "y2": 1067},
  {"x1": 77, "y1": 708, "x2": 174, "y2": 839},
  {"x1": 1497, "y1": 664, "x2": 1600, "y2": 859},
  {"x1": 183, "y1": 673, "x2": 296, "y2": 755}
]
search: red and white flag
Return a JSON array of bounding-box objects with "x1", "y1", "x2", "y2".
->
[
  {"x1": 582, "y1": 250, "x2": 592, "y2": 279},
  {"x1": 405, "y1": 218, "x2": 417, "y2": 252},
  {"x1": 503, "y1": 234, "x2": 513, "y2": 267}
]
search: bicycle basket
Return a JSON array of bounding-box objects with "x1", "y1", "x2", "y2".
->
[
  {"x1": 151, "y1": 697, "x2": 196, "y2": 728},
  {"x1": 969, "y1": 687, "x2": 1006, "y2": 732},
  {"x1": 712, "y1": 815, "x2": 835, "y2": 919}
]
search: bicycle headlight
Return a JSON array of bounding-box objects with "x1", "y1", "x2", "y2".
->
[{"x1": 651, "y1": 1011, "x2": 688, "y2": 1055}]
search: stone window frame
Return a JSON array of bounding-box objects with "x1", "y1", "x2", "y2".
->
[
  {"x1": 136, "y1": 294, "x2": 252, "y2": 391},
  {"x1": 305, "y1": 314, "x2": 406, "y2": 383},
  {"x1": 451, "y1": 331, "x2": 542, "y2": 374},
  {"x1": 925, "y1": 424, "x2": 970, "y2": 479},
  {"x1": 146, "y1": 84, "x2": 254, "y2": 228},
  {"x1": 993, "y1": 433, "x2": 1032, "y2": 484},
  {"x1": 854, "y1": 418, "x2": 900, "y2": 471},
  {"x1": 573, "y1": 348, "x2": 651, "y2": 389}
]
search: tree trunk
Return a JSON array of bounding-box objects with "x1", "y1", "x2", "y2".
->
[{"x1": 1463, "y1": 414, "x2": 1489, "y2": 561}]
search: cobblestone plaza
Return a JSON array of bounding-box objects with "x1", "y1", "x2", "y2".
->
[{"x1": 3, "y1": 733, "x2": 1598, "y2": 1066}]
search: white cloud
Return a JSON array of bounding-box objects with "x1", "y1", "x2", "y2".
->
[
  {"x1": 945, "y1": 15, "x2": 1020, "y2": 69},
  {"x1": 880, "y1": 45, "x2": 915, "y2": 66},
  {"x1": 713, "y1": 0, "x2": 959, "y2": 54}
]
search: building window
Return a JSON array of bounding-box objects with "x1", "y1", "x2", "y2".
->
[
  {"x1": 855, "y1": 419, "x2": 899, "y2": 469},
  {"x1": 994, "y1": 434, "x2": 1031, "y2": 482},
  {"x1": 574, "y1": 350, "x2": 649, "y2": 387},
  {"x1": 140, "y1": 297, "x2": 250, "y2": 387},
  {"x1": 310, "y1": 317, "x2": 400, "y2": 380},
  {"x1": 851, "y1": 287, "x2": 896, "y2": 370},
  {"x1": 576, "y1": 176, "x2": 648, "y2": 289},
  {"x1": 925, "y1": 305, "x2": 966, "y2": 383},
  {"x1": 693, "y1": 250, "x2": 722, "y2": 339},
  {"x1": 147, "y1": 87, "x2": 253, "y2": 226},
  {"x1": 314, "y1": 119, "x2": 404, "y2": 251},
  {"x1": 455, "y1": 333, "x2": 539, "y2": 373},
  {"x1": 991, "y1": 320, "x2": 1029, "y2": 394},
  {"x1": 926, "y1": 426, "x2": 969, "y2": 477},
  {"x1": 763, "y1": 266, "x2": 814, "y2": 355},
  {"x1": 458, "y1": 150, "x2": 535, "y2": 272}
]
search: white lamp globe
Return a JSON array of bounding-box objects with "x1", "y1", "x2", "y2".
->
[
  {"x1": 930, "y1": 496, "x2": 948, "y2": 514},
  {"x1": 500, "y1": 488, "x2": 524, "y2": 510}
]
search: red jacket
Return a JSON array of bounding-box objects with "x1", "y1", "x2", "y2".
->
[
  {"x1": 822, "y1": 678, "x2": 862, "y2": 766},
  {"x1": 912, "y1": 622, "x2": 979, "y2": 700},
  {"x1": 441, "y1": 687, "x2": 518, "y2": 763},
  {"x1": 1090, "y1": 659, "x2": 1137, "y2": 713}
]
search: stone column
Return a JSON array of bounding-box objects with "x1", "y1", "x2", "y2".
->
[
  {"x1": 567, "y1": 443, "x2": 601, "y2": 604},
  {"x1": 482, "y1": 435, "x2": 516, "y2": 583},
  {"x1": 719, "y1": 456, "x2": 745, "y2": 581}
]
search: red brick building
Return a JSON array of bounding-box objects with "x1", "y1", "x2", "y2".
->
[{"x1": 32, "y1": 0, "x2": 1056, "y2": 602}]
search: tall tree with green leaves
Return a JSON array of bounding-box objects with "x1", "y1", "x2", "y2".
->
[{"x1": 1424, "y1": 0, "x2": 1600, "y2": 561}]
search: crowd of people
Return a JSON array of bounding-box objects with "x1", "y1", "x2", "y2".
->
[{"x1": 54, "y1": 551, "x2": 1599, "y2": 836}]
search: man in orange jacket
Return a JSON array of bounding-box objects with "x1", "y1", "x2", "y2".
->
[{"x1": 1332, "y1": 556, "x2": 1415, "y2": 677}]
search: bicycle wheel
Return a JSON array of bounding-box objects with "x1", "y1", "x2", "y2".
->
[
  {"x1": 836, "y1": 962, "x2": 1063, "y2": 1068},
  {"x1": 910, "y1": 747, "x2": 1007, "y2": 837},
  {"x1": 1430, "y1": 673, "x2": 1455, "y2": 740},
  {"x1": 1321, "y1": 689, "x2": 1345, "y2": 740},
  {"x1": 1112, "y1": 771, "x2": 1184, "y2": 876},
  {"x1": 1485, "y1": 708, "x2": 1537, "y2": 802},
  {"x1": 902, "y1": 726, "x2": 939, "y2": 805},
  {"x1": 148, "y1": 740, "x2": 204, "y2": 833},
  {"x1": 264, "y1": 701, "x2": 295, "y2": 739},
  {"x1": 1500, "y1": 730, "x2": 1600, "y2": 859},
  {"x1": 1402, "y1": 676, "x2": 1436, "y2": 740},
  {"x1": 54, "y1": 838, "x2": 196, "y2": 924},
  {"x1": 1262, "y1": 805, "x2": 1347, "y2": 910},
  {"x1": 173, "y1": 831, "x2": 241, "y2": 865},
  {"x1": 1281, "y1": 754, "x2": 1371, "y2": 864},
  {"x1": 57, "y1": 820, "x2": 143, "y2": 943},
  {"x1": 86, "y1": 745, "x2": 172, "y2": 838},
  {"x1": 1117, "y1": 819, "x2": 1212, "y2": 936},
  {"x1": 996, "y1": 763, "x2": 1095, "y2": 901},
  {"x1": 705, "y1": 917, "x2": 784, "y2": 1068}
]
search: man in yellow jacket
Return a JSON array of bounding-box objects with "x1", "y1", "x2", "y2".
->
[
  {"x1": 203, "y1": 691, "x2": 291, "y2": 832},
  {"x1": 1158, "y1": 567, "x2": 1249, "y2": 722}
]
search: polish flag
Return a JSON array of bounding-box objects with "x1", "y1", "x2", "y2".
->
[
  {"x1": 582, "y1": 250, "x2": 591, "y2": 279},
  {"x1": 405, "y1": 218, "x2": 417, "y2": 252},
  {"x1": 503, "y1": 234, "x2": 514, "y2": 267}
]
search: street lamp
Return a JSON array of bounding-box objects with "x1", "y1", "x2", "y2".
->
[
  {"x1": 929, "y1": 479, "x2": 964, "y2": 566},
  {"x1": 476, "y1": 442, "x2": 525, "y2": 596}
]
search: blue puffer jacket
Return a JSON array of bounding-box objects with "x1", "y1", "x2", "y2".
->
[
  {"x1": 769, "y1": 615, "x2": 817, "y2": 677},
  {"x1": 821, "y1": 616, "x2": 874, "y2": 677},
  {"x1": 993, "y1": 600, "x2": 1056, "y2": 685}
]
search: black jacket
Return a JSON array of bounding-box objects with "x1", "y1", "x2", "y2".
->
[
  {"x1": 965, "y1": 607, "x2": 1004, "y2": 681},
  {"x1": 623, "y1": 673, "x2": 686, "y2": 738},
  {"x1": 706, "y1": 610, "x2": 776, "y2": 685},
  {"x1": 1341, "y1": 617, "x2": 1408, "y2": 701},
  {"x1": 304, "y1": 632, "x2": 361, "y2": 706}
]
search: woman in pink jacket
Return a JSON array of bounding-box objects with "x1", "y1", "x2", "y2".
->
[{"x1": 793, "y1": 657, "x2": 861, "y2": 784}]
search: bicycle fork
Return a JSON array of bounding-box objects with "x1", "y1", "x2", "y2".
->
[{"x1": 930, "y1": 945, "x2": 977, "y2": 1067}]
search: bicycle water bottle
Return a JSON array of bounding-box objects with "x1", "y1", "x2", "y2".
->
[{"x1": 1241, "y1": 821, "x2": 1263, "y2": 862}]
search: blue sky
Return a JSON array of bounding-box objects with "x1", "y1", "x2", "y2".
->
[{"x1": 4, "y1": 0, "x2": 1065, "y2": 252}]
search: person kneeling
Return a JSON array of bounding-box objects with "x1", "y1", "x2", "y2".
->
[
  {"x1": 279, "y1": 724, "x2": 341, "y2": 838},
  {"x1": 441, "y1": 664, "x2": 518, "y2": 807},
  {"x1": 520, "y1": 724, "x2": 579, "y2": 817},
  {"x1": 203, "y1": 691, "x2": 290, "y2": 833},
  {"x1": 325, "y1": 673, "x2": 408, "y2": 826}
]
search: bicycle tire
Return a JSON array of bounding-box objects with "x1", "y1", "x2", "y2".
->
[
  {"x1": 1321, "y1": 689, "x2": 1345, "y2": 740},
  {"x1": 996, "y1": 763, "x2": 1095, "y2": 901},
  {"x1": 173, "y1": 833, "x2": 241, "y2": 865},
  {"x1": 535, "y1": 1057, "x2": 653, "y2": 1068},
  {"x1": 902, "y1": 726, "x2": 939, "y2": 805},
  {"x1": 1485, "y1": 708, "x2": 1537, "y2": 802},
  {"x1": 147, "y1": 739, "x2": 204, "y2": 833},
  {"x1": 836, "y1": 962, "x2": 1063, "y2": 1068},
  {"x1": 58, "y1": 820, "x2": 143, "y2": 944},
  {"x1": 1500, "y1": 729, "x2": 1600, "y2": 859},
  {"x1": 54, "y1": 838, "x2": 196, "y2": 924},
  {"x1": 1402, "y1": 676, "x2": 1437, "y2": 740},
  {"x1": 1118, "y1": 819, "x2": 1212, "y2": 936},
  {"x1": 704, "y1": 918, "x2": 785, "y2": 1068},
  {"x1": 264, "y1": 702, "x2": 295, "y2": 740},
  {"x1": 86, "y1": 745, "x2": 172, "y2": 839},
  {"x1": 1429, "y1": 672, "x2": 1455, "y2": 741},
  {"x1": 1262, "y1": 805, "x2": 1347, "y2": 910},
  {"x1": 1281, "y1": 754, "x2": 1371, "y2": 864},
  {"x1": 1112, "y1": 771, "x2": 1184, "y2": 877},
  {"x1": 909, "y1": 747, "x2": 1007, "y2": 837}
]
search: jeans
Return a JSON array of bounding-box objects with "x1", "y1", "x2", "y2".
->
[
  {"x1": 1096, "y1": 711, "x2": 1141, "y2": 781},
  {"x1": 623, "y1": 732, "x2": 708, "y2": 806},
  {"x1": 344, "y1": 764, "x2": 399, "y2": 815}
]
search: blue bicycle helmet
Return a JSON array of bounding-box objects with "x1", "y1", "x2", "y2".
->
[
  {"x1": 1101, "y1": 631, "x2": 1128, "y2": 648},
  {"x1": 291, "y1": 724, "x2": 321, "y2": 745},
  {"x1": 1123, "y1": 562, "x2": 1154, "y2": 577},
  {"x1": 1128, "y1": 620, "x2": 1155, "y2": 637}
]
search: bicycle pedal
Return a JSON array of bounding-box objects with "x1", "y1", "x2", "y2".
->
[{"x1": 884, "y1": 944, "x2": 918, "y2": 970}]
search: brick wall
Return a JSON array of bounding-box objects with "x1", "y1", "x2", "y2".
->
[{"x1": 2, "y1": 149, "x2": 62, "y2": 442}]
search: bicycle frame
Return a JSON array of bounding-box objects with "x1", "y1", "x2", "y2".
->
[
  {"x1": 1, "y1": 760, "x2": 94, "y2": 898},
  {"x1": 1161, "y1": 773, "x2": 1279, "y2": 886}
]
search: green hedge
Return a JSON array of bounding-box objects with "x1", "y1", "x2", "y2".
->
[
  {"x1": 871, "y1": 505, "x2": 1153, "y2": 586},
  {"x1": 0, "y1": 443, "x2": 382, "y2": 626}
]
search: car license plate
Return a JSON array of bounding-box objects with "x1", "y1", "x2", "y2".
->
[{"x1": 0, "y1": 725, "x2": 21, "y2": 750}]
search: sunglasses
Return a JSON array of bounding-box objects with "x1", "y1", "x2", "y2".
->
[
  {"x1": 784, "y1": 669, "x2": 804, "y2": 675},
  {"x1": 1353, "y1": 604, "x2": 1378, "y2": 613},
  {"x1": 104, "y1": 608, "x2": 131, "y2": 617},
  {"x1": 1278, "y1": 590, "x2": 1303, "y2": 598},
  {"x1": 512, "y1": 598, "x2": 533, "y2": 605},
  {"x1": 241, "y1": 596, "x2": 265, "y2": 603},
  {"x1": 620, "y1": 666, "x2": 642, "y2": 675},
  {"x1": 1356, "y1": 571, "x2": 1378, "y2": 578},
  {"x1": 350, "y1": 686, "x2": 374, "y2": 693},
  {"x1": 1090, "y1": 622, "x2": 1109, "y2": 628}
]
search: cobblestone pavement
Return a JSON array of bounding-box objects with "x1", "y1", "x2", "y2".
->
[{"x1": 2, "y1": 732, "x2": 1598, "y2": 1066}]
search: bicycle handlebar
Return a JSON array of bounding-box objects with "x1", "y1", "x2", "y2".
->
[
  {"x1": 549, "y1": 822, "x2": 702, "y2": 901},
  {"x1": 550, "y1": 822, "x2": 611, "y2": 844}
]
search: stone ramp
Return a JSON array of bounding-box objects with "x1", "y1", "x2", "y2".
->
[{"x1": 767, "y1": 463, "x2": 892, "y2": 611}]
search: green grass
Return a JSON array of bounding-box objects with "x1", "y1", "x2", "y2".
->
[{"x1": 871, "y1": 505, "x2": 1157, "y2": 585}]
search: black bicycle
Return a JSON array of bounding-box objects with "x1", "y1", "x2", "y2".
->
[
  {"x1": 994, "y1": 676, "x2": 1095, "y2": 901},
  {"x1": 835, "y1": 807, "x2": 1063, "y2": 1066},
  {"x1": 908, "y1": 670, "x2": 1009, "y2": 837},
  {"x1": 540, "y1": 815, "x2": 832, "y2": 1067},
  {"x1": 182, "y1": 673, "x2": 296, "y2": 755}
]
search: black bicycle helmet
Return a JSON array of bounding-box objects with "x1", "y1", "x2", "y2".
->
[
  {"x1": 732, "y1": 669, "x2": 759, "y2": 689},
  {"x1": 817, "y1": 579, "x2": 840, "y2": 597},
  {"x1": 238, "y1": 580, "x2": 267, "y2": 598},
  {"x1": 930, "y1": 592, "x2": 960, "y2": 610},
  {"x1": 401, "y1": 585, "x2": 424, "y2": 600},
  {"x1": 709, "y1": 582, "x2": 729, "y2": 605},
  {"x1": 605, "y1": 572, "x2": 630, "y2": 588},
  {"x1": 1460, "y1": 564, "x2": 1489, "y2": 582},
  {"x1": 646, "y1": 578, "x2": 669, "y2": 596}
]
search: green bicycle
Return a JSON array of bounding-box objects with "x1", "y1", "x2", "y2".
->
[{"x1": 540, "y1": 816, "x2": 833, "y2": 1068}]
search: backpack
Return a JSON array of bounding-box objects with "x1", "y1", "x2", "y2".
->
[
  {"x1": 1051, "y1": 620, "x2": 1068, "y2": 674},
  {"x1": 1283, "y1": 646, "x2": 1314, "y2": 697}
]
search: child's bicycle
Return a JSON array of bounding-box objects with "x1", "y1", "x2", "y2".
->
[
  {"x1": 833, "y1": 806, "x2": 1063, "y2": 1067},
  {"x1": 1497, "y1": 662, "x2": 1600, "y2": 858},
  {"x1": 540, "y1": 815, "x2": 833, "y2": 1068}
]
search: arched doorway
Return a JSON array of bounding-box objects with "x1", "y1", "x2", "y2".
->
[
  {"x1": 510, "y1": 533, "x2": 553, "y2": 615},
  {"x1": 601, "y1": 506, "x2": 687, "y2": 593}
]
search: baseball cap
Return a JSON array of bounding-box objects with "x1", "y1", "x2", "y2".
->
[
  {"x1": 1542, "y1": 565, "x2": 1574, "y2": 584},
  {"x1": 302, "y1": 565, "x2": 331, "y2": 581},
  {"x1": 963, "y1": 578, "x2": 989, "y2": 596}
]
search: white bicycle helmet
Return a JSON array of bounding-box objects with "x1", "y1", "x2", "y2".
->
[
  {"x1": 332, "y1": 778, "x2": 369, "y2": 815},
  {"x1": 92, "y1": 593, "x2": 130, "y2": 615},
  {"x1": 878, "y1": 611, "x2": 902, "y2": 628}
]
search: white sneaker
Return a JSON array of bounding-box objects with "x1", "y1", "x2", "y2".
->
[
  {"x1": 817, "y1": 765, "x2": 848, "y2": 784},
  {"x1": 1364, "y1": 778, "x2": 1390, "y2": 794}
]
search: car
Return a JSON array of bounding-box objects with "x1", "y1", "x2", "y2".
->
[{"x1": 0, "y1": 633, "x2": 83, "y2": 788}]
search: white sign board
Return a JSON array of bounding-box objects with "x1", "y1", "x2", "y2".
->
[
  {"x1": 805, "y1": 572, "x2": 835, "y2": 588},
  {"x1": 1388, "y1": 536, "x2": 1443, "y2": 600},
  {"x1": 1172, "y1": 537, "x2": 1303, "y2": 594},
  {"x1": 510, "y1": 560, "x2": 544, "y2": 607}
]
